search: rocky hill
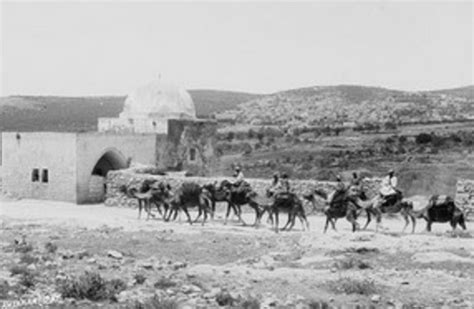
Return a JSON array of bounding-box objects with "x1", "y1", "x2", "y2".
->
[{"x1": 217, "y1": 85, "x2": 474, "y2": 128}]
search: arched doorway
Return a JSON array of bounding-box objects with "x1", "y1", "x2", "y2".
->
[{"x1": 89, "y1": 149, "x2": 128, "y2": 203}]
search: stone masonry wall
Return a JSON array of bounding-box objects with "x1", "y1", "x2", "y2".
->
[{"x1": 456, "y1": 179, "x2": 474, "y2": 214}]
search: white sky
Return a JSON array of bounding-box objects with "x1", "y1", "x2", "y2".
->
[{"x1": 1, "y1": 1, "x2": 473, "y2": 96}]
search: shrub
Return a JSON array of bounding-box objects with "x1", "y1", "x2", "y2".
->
[
  {"x1": 9, "y1": 265, "x2": 30, "y2": 276},
  {"x1": 18, "y1": 272, "x2": 36, "y2": 289},
  {"x1": 14, "y1": 243, "x2": 33, "y2": 254},
  {"x1": 134, "y1": 273, "x2": 147, "y2": 285},
  {"x1": 134, "y1": 295, "x2": 179, "y2": 309},
  {"x1": 0, "y1": 280, "x2": 10, "y2": 299},
  {"x1": 153, "y1": 277, "x2": 176, "y2": 289},
  {"x1": 308, "y1": 300, "x2": 330, "y2": 309},
  {"x1": 44, "y1": 242, "x2": 58, "y2": 254},
  {"x1": 415, "y1": 133, "x2": 432, "y2": 144},
  {"x1": 226, "y1": 132, "x2": 235, "y2": 142},
  {"x1": 58, "y1": 271, "x2": 126, "y2": 301},
  {"x1": 327, "y1": 277, "x2": 377, "y2": 295},
  {"x1": 215, "y1": 290, "x2": 235, "y2": 306},
  {"x1": 20, "y1": 253, "x2": 39, "y2": 265},
  {"x1": 238, "y1": 296, "x2": 261, "y2": 309},
  {"x1": 334, "y1": 257, "x2": 371, "y2": 270}
]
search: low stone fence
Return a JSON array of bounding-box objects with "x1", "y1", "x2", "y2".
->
[
  {"x1": 105, "y1": 169, "x2": 382, "y2": 213},
  {"x1": 456, "y1": 179, "x2": 474, "y2": 217}
]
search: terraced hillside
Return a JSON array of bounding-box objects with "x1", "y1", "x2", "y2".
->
[{"x1": 218, "y1": 85, "x2": 474, "y2": 128}]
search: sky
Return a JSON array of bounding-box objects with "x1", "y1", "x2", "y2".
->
[{"x1": 1, "y1": 1, "x2": 472, "y2": 96}]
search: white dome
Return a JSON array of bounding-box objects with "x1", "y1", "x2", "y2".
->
[{"x1": 120, "y1": 79, "x2": 196, "y2": 119}]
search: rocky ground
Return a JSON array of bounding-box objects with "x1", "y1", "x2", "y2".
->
[{"x1": 1, "y1": 198, "x2": 473, "y2": 308}]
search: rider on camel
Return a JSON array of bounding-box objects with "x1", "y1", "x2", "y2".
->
[
  {"x1": 268, "y1": 172, "x2": 281, "y2": 196},
  {"x1": 328, "y1": 174, "x2": 346, "y2": 204},
  {"x1": 233, "y1": 166, "x2": 245, "y2": 185},
  {"x1": 377, "y1": 169, "x2": 400, "y2": 208},
  {"x1": 280, "y1": 173, "x2": 291, "y2": 193}
]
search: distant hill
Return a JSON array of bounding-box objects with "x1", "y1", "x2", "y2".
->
[
  {"x1": 1, "y1": 85, "x2": 473, "y2": 134},
  {"x1": 0, "y1": 90, "x2": 260, "y2": 133},
  {"x1": 425, "y1": 85, "x2": 474, "y2": 100},
  {"x1": 218, "y1": 85, "x2": 474, "y2": 128}
]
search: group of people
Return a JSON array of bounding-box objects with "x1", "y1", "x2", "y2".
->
[
  {"x1": 330, "y1": 169, "x2": 400, "y2": 207},
  {"x1": 231, "y1": 165, "x2": 291, "y2": 197},
  {"x1": 230, "y1": 165, "x2": 401, "y2": 208}
]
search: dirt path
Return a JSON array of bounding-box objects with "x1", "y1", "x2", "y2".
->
[{"x1": 1, "y1": 198, "x2": 474, "y2": 308}]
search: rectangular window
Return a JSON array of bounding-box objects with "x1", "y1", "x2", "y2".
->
[
  {"x1": 189, "y1": 148, "x2": 196, "y2": 161},
  {"x1": 31, "y1": 169, "x2": 39, "y2": 182},
  {"x1": 42, "y1": 169, "x2": 49, "y2": 183}
]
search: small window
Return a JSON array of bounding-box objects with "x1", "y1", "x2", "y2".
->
[
  {"x1": 189, "y1": 148, "x2": 197, "y2": 161},
  {"x1": 31, "y1": 169, "x2": 40, "y2": 182},
  {"x1": 42, "y1": 169, "x2": 49, "y2": 183}
]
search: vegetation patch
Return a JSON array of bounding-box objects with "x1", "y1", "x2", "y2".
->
[
  {"x1": 14, "y1": 243, "x2": 34, "y2": 254},
  {"x1": 153, "y1": 277, "x2": 177, "y2": 289},
  {"x1": 44, "y1": 242, "x2": 58, "y2": 254},
  {"x1": 19, "y1": 253, "x2": 39, "y2": 265},
  {"x1": 215, "y1": 290, "x2": 235, "y2": 306},
  {"x1": 134, "y1": 295, "x2": 179, "y2": 309},
  {"x1": 308, "y1": 300, "x2": 331, "y2": 309},
  {"x1": 57, "y1": 271, "x2": 126, "y2": 301},
  {"x1": 330, "y1": 247, "x2": 380, "y2": 256},
  {"x1": 133, "y1": 273, "x2": 147, "y2": 285},
  {"x1": 238, "y1": 296, "x2": 261, "y2": 309},
  {"x1": 327, "y1": 277, "x2": 378, "y2": 295},
  {"x1": 334, "y1": 257, "x2": 371, "y2": 270}
]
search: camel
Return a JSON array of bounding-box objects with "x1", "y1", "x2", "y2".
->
[
  {"x1": 414, "y1": 195, "x2": 466, "y2": 232},
  {"x1": 352, "y1": 195, "x2": 416, "y2": 233},
  {"x1": 263, "y1": 191, "x2": 309, "y2": 233},
  {"x1": 202, "y1": 182, "x2": 232, "y2": 219},
  {"x1": 304, "y1": 188, "x2": 360, "y2": 233},
  {"x1": 219, "y1": 180, "x2": 262, "y2": 226},
  {"x1": 164, "y1": 182, "x2": 213, "y2": 226},
  {"x1": 119, "y1": 179, "x2": 170, "y2": 220}
]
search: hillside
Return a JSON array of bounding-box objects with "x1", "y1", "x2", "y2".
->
[
  {"x1": 0, "y1": 90, "x2": 260, "y2": 133},
  {"x1": 217, "y1": 85, "x2": 474, "y2": 128},
  {"x1": 426, "y1": 85, "x2": 474, "y2": 100}
]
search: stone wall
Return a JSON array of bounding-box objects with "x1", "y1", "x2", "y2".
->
[
  {"x1": 105, "y1": 169, "x2": 383, "y2": 213},
  {"x1": 456, "y1": 179, "x2": 474, "y2": 211}
]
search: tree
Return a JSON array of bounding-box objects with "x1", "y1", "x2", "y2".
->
[{"x1": 226, "y1": 132, "x2": 235, "y2": 142}]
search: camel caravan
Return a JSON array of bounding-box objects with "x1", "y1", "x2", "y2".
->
[{"x1": 119, "y1": 167, "x2": 467, "y2": 234}]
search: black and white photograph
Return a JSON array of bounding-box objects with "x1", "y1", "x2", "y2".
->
[{"x1": 0, "y1": 1, "x2": 473, "y2": 308}]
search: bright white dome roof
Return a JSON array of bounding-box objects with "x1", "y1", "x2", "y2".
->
[{"x1": 120, "y1": 79, "x2": 196, "y2": 119}]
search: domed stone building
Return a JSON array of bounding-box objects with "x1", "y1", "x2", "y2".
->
[
  {"x1": 99, "y1": 79, "x2": 198, "y2": 134},
  {"x1": 2, "y1": 79, "x2": 218, "y2": 203}
]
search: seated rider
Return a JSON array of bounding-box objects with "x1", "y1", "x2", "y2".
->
[
  {"x1": 348, "y1": 172, "x2": 362, "y2": 195},
  {"x1": 377, "y1": 169, "x2": 400, "y2": 207},
  {"x1": 272, "y1": 173, "x2": 293, "y2": 201},
  {"x1": 280, "y1": 173, "x2": 291, "y2": 193},
  {"x1": 232, "y1": 166, "x2": 246, "y2": 191},
  {"x1": 328, "y1": 174, "x2": 346, "y2": 204},
  {"x1": 268, "y1": 172, "x2": 281, "y2": 196}
]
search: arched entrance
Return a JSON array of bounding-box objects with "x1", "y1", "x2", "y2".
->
[{"x1": 88, "y1": 149, "x2": 128, "y2": 203}]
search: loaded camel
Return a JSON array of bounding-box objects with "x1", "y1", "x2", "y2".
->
[
  {"x1": 263, "y1": 190, "x2": 309, "y2": 233},
  {"x1": 164, "y1": 182, "x2": 213, "y2": 226},
  {"x1": 218, "y1": 180, "x2": 263, "y2": 226},
  {"x1": 119, "y1": 179, "x2": 171, "y2": 220},
  {"x1": 350, "y1": 188, "x2": 417, "y2": 233},
  {"x1": 303, "y1": 187, "x2": 360, "y2": 233},
  {"x1": 414, "y1": 195, "x2": 466, "y2": 232}
]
